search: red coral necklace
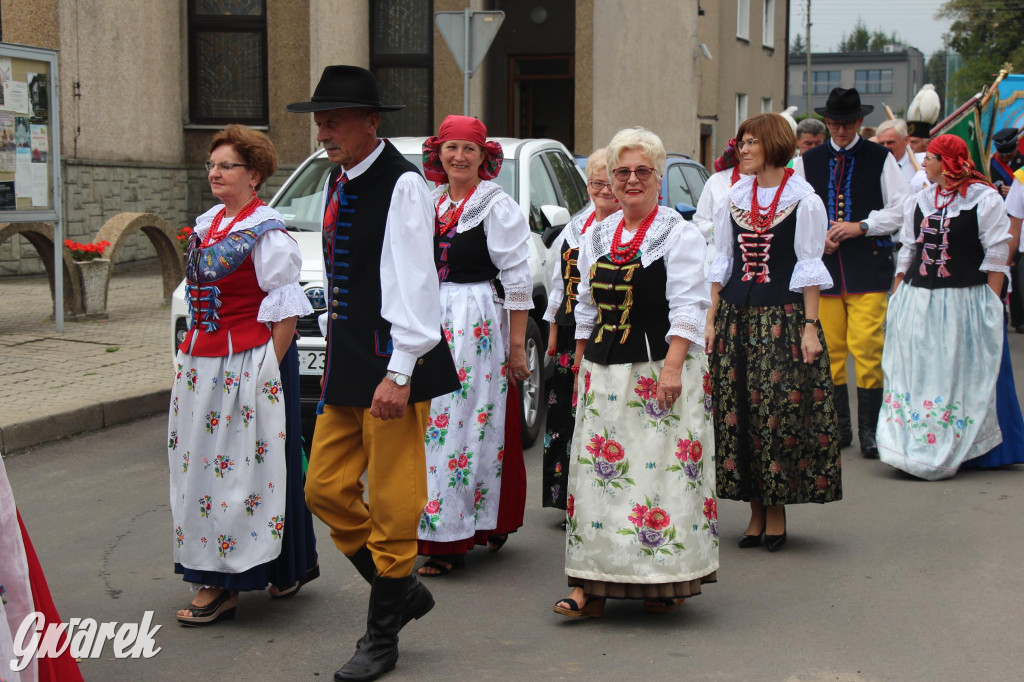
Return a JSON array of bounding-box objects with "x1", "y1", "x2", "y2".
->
[
  {"x1": 748, "y1": 168, "x2": 794, "y2": 232},
  {"x1": 609, "y1": 205, "x2": 658, "y2": 264},
  {"x1": 581, "y1": 211, "x2": 596, "y2": 235},
  {"x1": 934, "y1": 185, "x2": 956, "y2": 211},
  {"x1": 435, "y1": 185, "x2": 477, "y2": 236},
  {"x1": 201, "y1": 196, "x2": 264, "y2": 247}
]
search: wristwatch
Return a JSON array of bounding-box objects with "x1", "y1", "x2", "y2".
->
[
  {"x1": 859, "y1": 221, "x2": 868, "y2": 232},
  {"x1": 385, "y1": 371, "x2": 410, "y2": 387}
]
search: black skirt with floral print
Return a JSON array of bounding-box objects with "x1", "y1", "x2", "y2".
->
[
  {"x1": 711, "y1": 301, "x2": 842, "y2": 505},
  {"x1": 542, "y1": 324, "x2": 576, "y2": 509}
]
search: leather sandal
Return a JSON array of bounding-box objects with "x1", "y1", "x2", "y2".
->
[
  {"x1": 177, "y1": 590, "x2": 238, "y2": 627},
  {"x1": 269, "y1": 563, "x2": 321, "y2": 599},
  {"x1": 552, "y1": 596, "x2": 605, "y2": 619},
  {"x1": 417, "y1": 554, "x2": 465, "y2": 577},
  {"x1": 642, "y1": 598, "x2": 685, "y2": 613}
]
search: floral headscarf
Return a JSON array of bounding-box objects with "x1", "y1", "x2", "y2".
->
[
  {"x1": 422, "y1": 115, "x2": 504, "y2": 184},
  {"x1": 927, "y1": 134, "x2": 994, "y2": 197},
  {"x1": 713, "y1": 138, "x2": 739, "y2": 173}
]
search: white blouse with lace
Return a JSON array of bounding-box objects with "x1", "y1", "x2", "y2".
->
[
  {"x1": 193, "y1": 204, "x2": 313, "y2": 323},
  {"x1": 708, "y1": 173, "x2": 833, "y2": 292},
  {"x1": 543, "y1": 204, "x2": 599, "y2": 323},
  {"x1": 574, "y1": 205, "x2": 710, "y2": 348},
  {"x1": 432, "y1": 180, "x2": 534, "y2": 311},
  {"x1": 895, "y1": 182, "x2": 1011, "y2": 277}
]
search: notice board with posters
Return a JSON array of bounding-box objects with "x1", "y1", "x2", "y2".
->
[{"x1": 0, "y1": 42, "x2": 60, "y2": 221}]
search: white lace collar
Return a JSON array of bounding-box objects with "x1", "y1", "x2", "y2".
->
[
  {"x1": 564, "y1": 205, "x2": 596, "y2": 249},
  {"x1": 728, "y1": 173, "x2": 815, "y2": 213},
  {"x1": 431, "y1": 179, "x2": 507, "y2": 233},
  {"x1": 914, "y1": 181, "x2": 995, "y2": 219},
  {"x1": 584, "y1": 205, "x2": 684, "y2": 268},
  {"x1": 194, "y1": 204, "x2": 283, "y2": 236}
]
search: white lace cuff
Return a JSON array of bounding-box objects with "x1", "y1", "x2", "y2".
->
[
  {"x1": 575, "y1": 320, "x2": 594, "y2": 340},
  {"x1": 503, "y1": 287, "x2": 535, "y2": 310},
  {"x1": 789, "y1": 258, "x2": 834, "y2": 292},
  {"x1": 543, "y1": 298, "x2": 561, "y2": 323},
  {"x1": 895, "y1": 248, "x2": 914, "y2": 276},
  {"x1": 708, "y1": 256, "x2": 732, "y2": 284},
  {"x1": 981, "y1": 244, "x2": 1010, "y2": 275},
  {"x1": 667, "y1": 308, "x2": 706, "y2": 349},
  {"x1": 258, "y1": 283, "x2": 314, "y2": 323}
]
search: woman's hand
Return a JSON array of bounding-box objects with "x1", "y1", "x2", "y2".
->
[
  {"x1": 656, "y1": 364, "x2": 683, "y2": 411},
  {"x1": 508, "y1": 343, "x2": 529, "y2": 382},
  {"x1": 546, "y1": 323, "x2": 558, "y2": 357},
  {"x1": 704, "y1": 308, "x2": 716, "y2": 355},
  {"x1": 801, "y1": 324, "x2": 822, "y2": 364}
]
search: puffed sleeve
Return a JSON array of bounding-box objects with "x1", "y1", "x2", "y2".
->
[
  {"x1": 664, "y1": 224, "x2": 711, "y2": 348},
  {"x1": 707, "y1": 194, "x2": 735, "y2": 284},
  {"x1": 977, "y1": 189, "x2": 1011, "y2": 275},
  {"x1": 790, "y1": 194, "x2": 834, "y2": 291},
  {"x1": 542, "y1": 228, "x2": 567, "y2": 323},
  {"x1": 483, "y1": 194, "x2": 534, "y2": 310},
  {"x1": 895, "y1": 193, "x2": 920, "y2": 276},
  {"x1": 573, "y1": 237, "x2": 596, "y2": 341},
  {"x1": 253, "y1": 228, "x2": 314, "y2": 323}
]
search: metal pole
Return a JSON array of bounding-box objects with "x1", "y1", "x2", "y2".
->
[
  {"x1": 805, "y1": 0, "x2": 812, "y2": 116},
  {"x1": 463, "y1": 7, "x2": 471, "y2": 116}
]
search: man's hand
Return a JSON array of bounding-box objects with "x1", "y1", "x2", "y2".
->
[
  {"x1": 828, "y1": 220, "x2": 866, "y2": 243},
  {"x1": 824, "y1": 232, "x2": 840, "y2": 255},
  {"x1": 370, "y1": 378, "x2": 411, "y2": 421}
]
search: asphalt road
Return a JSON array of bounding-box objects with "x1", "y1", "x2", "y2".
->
[{"x1": 6, "y1": 372, "x2": 1024, "y2": 681}]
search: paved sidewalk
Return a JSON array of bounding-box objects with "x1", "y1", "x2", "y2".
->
[{"x1": 0, "y1": 262, "x2": 172, "y2": 453}]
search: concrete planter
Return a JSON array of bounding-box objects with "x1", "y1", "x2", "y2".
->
[{"x1": 75, "y1": 258, "x2": 111, "y2": 318}]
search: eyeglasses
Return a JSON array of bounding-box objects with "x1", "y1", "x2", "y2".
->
[
  {"x1": 737, "y1": 138, "x2": 759, "y2": 150},
  {"x1": 924, "y1": 155, "x2": 940, "y2": 163},
  {"x1": 825, "y1": 120, "x2": 859, "y2": 131},
  {"x1": 611, "y1": 166, "x2": 655, "y2": 182},
  {"x1": 205, "y1": 160, "x2": 249, "y2": 172},
  {"x1": 588, "y1": 179, "x2": 612, "y2": 191}
]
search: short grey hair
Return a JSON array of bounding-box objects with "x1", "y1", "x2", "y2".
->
[
  {"x1": 605, "y1": 127, "x2": 667, "y2": 179},
  {"x1": 586, "y1": 147, "x2": 608, "y2": 180},
  {"x1": 876, "y1": 119, "x2": 908, "y2": 137},
  {"x1": 795, "y1": 118, "x2": 826, "y2": 137}
]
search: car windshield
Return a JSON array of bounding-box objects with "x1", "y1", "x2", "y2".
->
[{"x1": 271, "y1": 154, "x2": 517, "y2": 232}]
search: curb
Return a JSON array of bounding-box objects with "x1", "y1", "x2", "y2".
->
[{"x1": 0, "y1": 388, "x2": 171, "y2": 455}]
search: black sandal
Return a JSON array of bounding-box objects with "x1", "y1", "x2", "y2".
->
[
  {"x1": 552, "y1": 596, "x2": 605, "y2": 619},
  {"x1": 177, "y1": 590, "x2": 239, "y2": 627},
  {"x1": 269, "y1": 563, "x2": 321, "y2": 599},
  {"x1": 487, "y1": 534, "x2": 509, "y2": 553},
  {"x1": 417, "y1": 554, "x2": 465, "y2": 577}
]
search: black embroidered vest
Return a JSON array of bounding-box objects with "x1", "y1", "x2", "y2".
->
[
  {"x1": 554, "y1": 238, "x2": 581, "y2": 326},
  {"x1": 803, "y1": 139, "x2": 894, "y2": 294},
  {"x1": 583, "y1": 255, "x2": 670, "y2": 365},
  {"x1": 719, "y1": 208, "x2": 802, "y2": 306},
  {"x1": 905, "y1": 205, "x2": 987, "y2": 289},
  {"x1": 322, "y1": 141, "x2": 459, "y2": 407},
  {"x1": 434, "y1": 221, "x2": 500, "y2": 284}
]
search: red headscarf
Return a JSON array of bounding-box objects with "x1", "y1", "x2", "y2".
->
[
  {"x1": 713, "y1": 138, "x2": 738, "y2": 173},
  {"x1": 927, "y1": 134, "x2": 994, "y2": 197},
  {"x1": 422, "y1": 115, "x2": 504, "y2": 184}
]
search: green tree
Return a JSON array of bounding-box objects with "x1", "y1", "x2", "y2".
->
[
  {"x1": 924, "y1": 51, "x2": 948, "y2": 104},
  {"x1": 791, "y1": 32, "x2": 806, "y2": 54},
  {"x1": 939, "y1": 0, "x2": 1024, "y2": 103},
  {"x1": 839, "y1": 19, "x2": 871, "y2": 52},
  {"x1": 869, "y1": 29, "x2": 901, "y2": 52}
]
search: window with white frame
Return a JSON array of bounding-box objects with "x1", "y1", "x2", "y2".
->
[
  {"x1": 762, "y1": 0, "x2": 775, "y2": 48},
  {"x1": 736, "y1": 93, "x2": 749, "y2": 131},
  {"x1": 737, "y1": 0, "x2": 750, "y2": 41},
  {"x1": 761, "y1": 97, "x2": 773, "y2": 113}
]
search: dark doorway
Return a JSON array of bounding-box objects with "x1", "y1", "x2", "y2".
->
[{"x1": 507, "y1": 55, "x2": 574, "y2": 149}]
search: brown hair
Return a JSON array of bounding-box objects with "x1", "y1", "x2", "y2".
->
[
  {"x1": 209, "y1": 124, "x2": 278, "y2": 190},
  {"x1": 736, "y1": 113, "x2": 797, "y2": 168}
]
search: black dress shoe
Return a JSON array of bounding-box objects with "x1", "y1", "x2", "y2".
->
[
  {"x1": 764, "y1": 532, "x2": 788, "y2": 552},
  {"x1": 738, "y1": 532, "x2": 763, "y2": 548}
]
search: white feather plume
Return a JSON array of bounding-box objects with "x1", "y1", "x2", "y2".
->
[
  {"x1": 779, "y1": 105, "x2": 799, "y2": 134},
  {"x1": 907, "y1": 84, "x2": 941, "y2": 124}
]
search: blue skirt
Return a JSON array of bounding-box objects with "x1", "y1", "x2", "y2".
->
[
  {"x1": 175, "y1": 339, "x2": 318, "y2": 591},
  {"x1": 963, "y1": 322, "x2": 1024, "y2": 468}
]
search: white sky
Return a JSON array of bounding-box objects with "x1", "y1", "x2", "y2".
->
[{"x1": 788, "y1": 0, "x2": 952, "y2": 57}]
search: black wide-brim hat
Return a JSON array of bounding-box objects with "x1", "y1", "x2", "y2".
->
[
  {"x1": 815, "y1": 87, "x2": 874, "y2": 121},
  {"x1": 286, "y1": 65, "x2": 405, "y2": 113}
]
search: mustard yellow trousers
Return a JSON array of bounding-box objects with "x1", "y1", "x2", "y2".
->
[{"x1": 820, "y1": 291, "x2": 887, "y2": 389}]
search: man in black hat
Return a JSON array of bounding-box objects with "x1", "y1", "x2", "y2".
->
[
  {"x1": 990, "y1": 127, "x2": 1024, "y2": 197},
  {"x1": 288, "y1": 65, "x2": 459, "y2": 682},
  {"x1": 792, "y1": 87, "x2": 909, "y2": 458}
]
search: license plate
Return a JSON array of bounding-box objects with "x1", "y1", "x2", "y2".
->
[{"x1": 299, "y1": 350, "x2": 326, "y2": 375}]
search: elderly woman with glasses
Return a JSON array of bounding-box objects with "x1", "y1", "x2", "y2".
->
[
  {"x1": 877, "y1": 134, "x2": 1011, "y2": 480},
  {"x1": 553, "y1": 127, "x2": 716, "y2": 618},
  {"x1": 708, "y1": 113, "x2": 842, "y2": 553},
  {"x1": 541, "y1": 148, "x2": 618, "y2": 512},
  {"x1": 169, "y1": 124, "x2": 318, "y2": 625}
]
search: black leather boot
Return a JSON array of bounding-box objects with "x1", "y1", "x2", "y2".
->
[
  {"x1": 858, "y1": 387, "x2": 883, "y2": 458},
  {"x1": 347, "y1": 549, "x2": 434, "y2": 649},
  {"x1": 335, "y1": 574, "x2": 410, "y2": 682},
  {"x1": 834, "y1": 384, "x2": 853, "y2": 448}
]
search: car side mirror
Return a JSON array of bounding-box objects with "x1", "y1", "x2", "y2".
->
[
  {"x1": 539, "y1": 205, "x2": 572, "y2": 248},
  {"x1": 675, "y1": 202, "x2": 697, "y2": 220}
]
